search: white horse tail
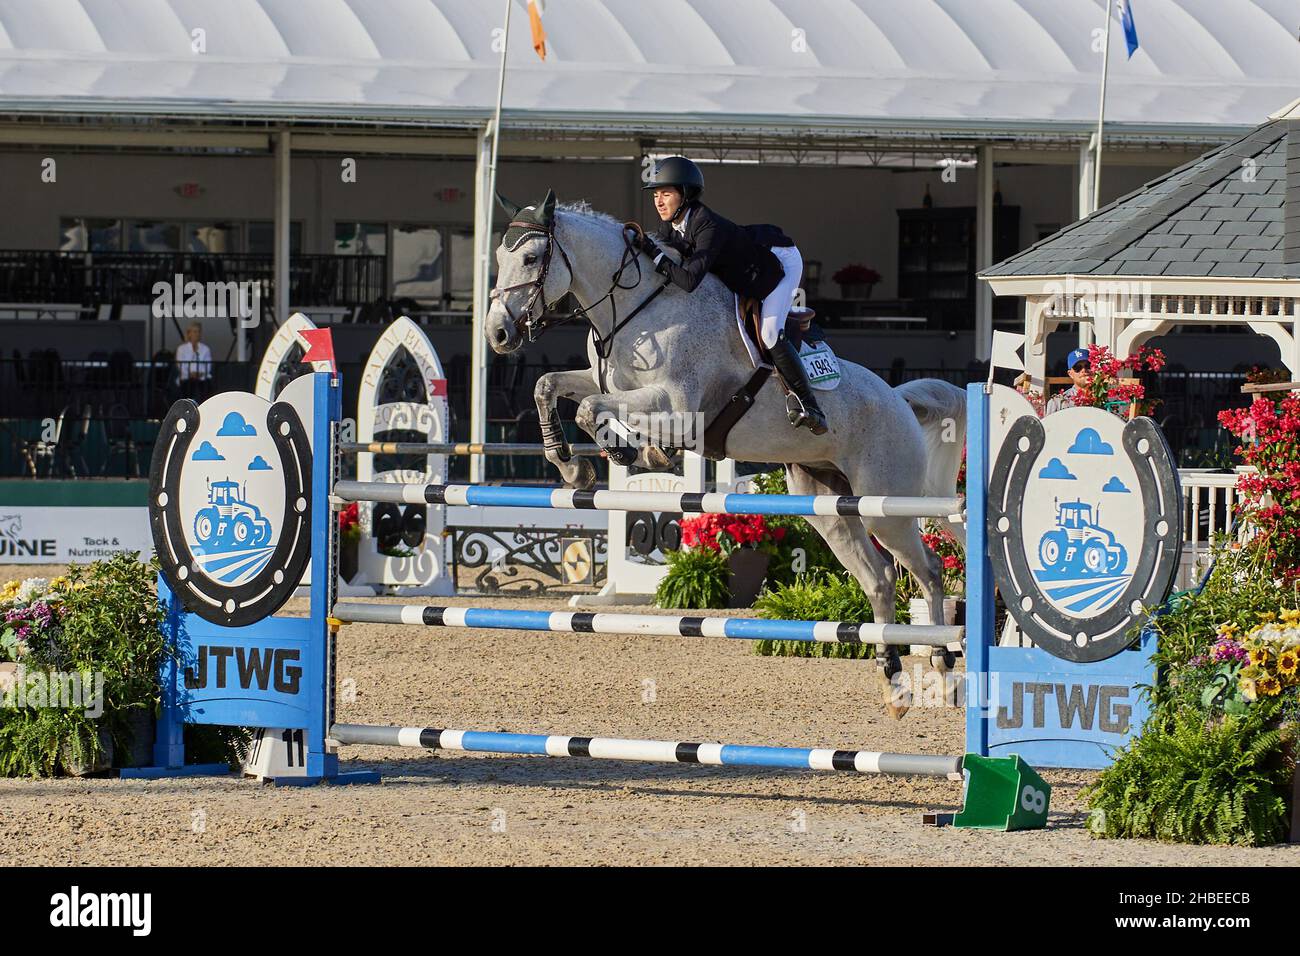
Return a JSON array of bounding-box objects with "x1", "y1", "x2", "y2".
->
[{"x1": 894, "y1": 379, "x2": 967, "y2": 499}]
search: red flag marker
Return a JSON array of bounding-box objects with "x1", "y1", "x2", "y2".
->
[{"x1": 299, "y1": 328, "x2": 337, "y2": 374}]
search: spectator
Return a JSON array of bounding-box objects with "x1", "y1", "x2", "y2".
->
[
  {"x1": 175, "y1": 322, "x2": 213, "y2": 401},
  {"x1": 1043, "y1": 347, "x2": 1090, "y2": 416}
]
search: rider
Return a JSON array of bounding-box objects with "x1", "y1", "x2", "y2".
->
[{"x1": 634, "y1": 156, "x2": 827, "y2": 435}]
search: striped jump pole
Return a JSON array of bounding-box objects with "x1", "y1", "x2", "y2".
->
[
  {"x1": 334, "y1": 480, "x2": 964, "y2": 520},
  {"x1": 331, "y1": 603, "x2": 965, "y2": 647},
  {"x1": 329, "y1": 724, "x2": 965, "y2": 778},
  {"x1": 341, "y1": 441, "x2": 603, "y2": 457}
]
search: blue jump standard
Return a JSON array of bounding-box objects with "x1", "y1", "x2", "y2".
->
[
  {"x1": 330, "y1": 603, "x2": 965, "y2": 646},
  {"x1": 329, "y1": 724, "x2": 965, "y2": 777},
  {"x1": 332, "y1": 479, "x2": 964, "y2": 520}
]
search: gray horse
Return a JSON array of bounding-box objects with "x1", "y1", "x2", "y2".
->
[{"x1": 486, "y1": 190, "x2": 967, "y2": 717}]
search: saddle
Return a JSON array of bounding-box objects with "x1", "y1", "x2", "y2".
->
[
  {"x1": 698, "y1": 301, "x2": 824, "y2": 460},
  {"x1": 736, "y1": 297, "x2": 821, "y2": 360}
]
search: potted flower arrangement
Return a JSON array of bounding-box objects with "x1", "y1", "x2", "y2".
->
[
  {"x1": 1064, "y1": 343, "x2": 1166, "y2": 417},
  {"x1": 0, "y1": 556, "x2": 203, "y2": 778},
  {"x1": 909, "y1": 522, "x2": 965, "y2": 629},
  {"x1": 1218, "y1": 387, "x2": 1300, "y2": 575},
  {"x1": 1086, "y1": 386, "x2": 1300, "y2": 846},
  {"x1": 338, "y1": 501, "x2": 361, "y2": 583},
  {"x1": 656, "y1": 513, "x2": 786, "y2": 609},
  {"x1": 832, "y1": 264, "x2": 882, "y2": 299}
]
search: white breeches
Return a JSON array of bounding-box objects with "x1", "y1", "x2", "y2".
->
[{"x1": 760, "y1": 245, "x2": 803, "y2": 349}]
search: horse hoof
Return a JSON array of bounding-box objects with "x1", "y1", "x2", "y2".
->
[
  {"x1": 643, "y1": 445, "x2": 673, "y2": 470},
  {"x1": 880, "y1": 672, "x2": 912, "y2": 719},
  {"x1": 564, "y1": 457, "x2": 597, "y2": 490}
]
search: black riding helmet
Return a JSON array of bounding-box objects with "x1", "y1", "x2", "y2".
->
[{"x1": 643, "y1": 156, "x2": 704, "y2": 202}]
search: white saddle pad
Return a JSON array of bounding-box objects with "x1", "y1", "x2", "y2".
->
[{"x1": 731, "y1": 295, "x2": 841, "y2": 391}]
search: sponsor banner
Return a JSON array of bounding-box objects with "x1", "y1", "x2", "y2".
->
[{"x1": 0, "y1": 506, "x2": 153, "y2": 564}]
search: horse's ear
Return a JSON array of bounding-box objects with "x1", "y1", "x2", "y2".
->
[
  {"x1": 539, "y1": 189, "x2": 557, "y2": 225},
  {"x1": 496, "y1": 191, "x2": 522, "y2": 218}
]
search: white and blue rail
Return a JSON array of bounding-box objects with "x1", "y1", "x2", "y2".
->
[{"x1": 333, "y1": 479, "x2": 964, "y2": 520}]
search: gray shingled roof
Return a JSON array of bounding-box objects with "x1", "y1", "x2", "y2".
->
[{"x1": 983, "y1": 120, "x2": 1300, "y2": 280}]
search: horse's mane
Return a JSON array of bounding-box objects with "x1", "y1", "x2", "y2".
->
[{"x1": 557, "y1": 200, "x2": 624, "y2": 232}]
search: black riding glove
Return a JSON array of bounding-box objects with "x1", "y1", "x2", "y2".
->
[{"x1": 636, "y1": 233, "x2": 661, "y2": 258}]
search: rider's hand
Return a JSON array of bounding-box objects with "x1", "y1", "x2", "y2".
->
[{"x1": 636, "y1": 233, "x2": 661, "y2": 258}]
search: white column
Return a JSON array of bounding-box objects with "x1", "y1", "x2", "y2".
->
[
  {"x1": 975, "y1": 145, "x2": 994, "y2": 362},
  {"x1": 1077, "y1": 139, "x2": 1096, "y2": 221},
  {"x1": 1075, "y1": 141, "x2": 1098, "y2": 350},
  {"x1": 272, "y1": 130, "x2": 291, "y2": 360},
  {"x1": 1024, "y1": 297, "x2": 1050, "y2": 396},
  {"x1": 469, "y1": 124, "x2": 494, "y2": 483}
]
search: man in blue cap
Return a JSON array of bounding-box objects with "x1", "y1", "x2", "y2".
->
[{"x1": 1044, "y1": 347, "x2": 1091, "y2": 415}]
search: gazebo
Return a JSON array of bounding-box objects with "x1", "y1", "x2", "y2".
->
[{"x1": 982, "y1": 98, "x2": 1300, "y2": 389}]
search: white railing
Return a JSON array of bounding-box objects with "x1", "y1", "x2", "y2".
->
[{"x1": 1177, "y1": 468, "x2": 1251, "y2": 590}]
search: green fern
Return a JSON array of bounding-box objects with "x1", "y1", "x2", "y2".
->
[
  {"x1": 1086, "y1": 703, "x2": 1293, "y2": 846},
  {"x1": 655, "y1": 547, "x2": 730, "y2": 610},
  {"x1": 751, "y1": 572, "x2": 912, "y2": 660}
]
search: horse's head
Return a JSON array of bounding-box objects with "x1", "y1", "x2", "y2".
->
[{"x1": 487, "y1": 188, "x2": 573, "y2": 354}]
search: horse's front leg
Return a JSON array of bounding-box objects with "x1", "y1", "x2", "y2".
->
[
  {"x1": 535, "y1": 369, "x2": 601, "y2": 489},
  {"x1": 575, "y1": 386, "x2": 678, "y2": 469}
]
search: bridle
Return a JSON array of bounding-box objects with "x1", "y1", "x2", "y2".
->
[
  {"x1": 488, "y1": 220, "x2": 574, "y2": 342},
  {"x1": 488, "y1": 218, "x2": 672, "y2": 391}
]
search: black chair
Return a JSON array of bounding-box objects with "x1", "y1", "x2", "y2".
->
[{"x1": 101, "y1": 402, "x2": 140, "y2": 478}]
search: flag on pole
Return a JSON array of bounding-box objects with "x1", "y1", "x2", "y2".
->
[
  {"x1": 528, "y1": 0, "x2": 547, "y2": 60},
  {"x1": 299, "y1": 328, "x2": 337, "y2": 374},
  {"x1": 1119, "y1": 0, "x2": 1139, "y2": 58},
  {"x1": 989, "y1": 330, "x2": 1026, "y2": 388}
]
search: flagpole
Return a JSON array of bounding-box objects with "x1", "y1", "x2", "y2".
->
[
  {"x1": 471, "y1": 0, "x2": 513, "y2": 483},
  {"x1": 1092, "y1": 0, "x2": 1115, "y2": 214},
  {"x1": 487, "y1": 0, "x2": 512, "y2": 210}
]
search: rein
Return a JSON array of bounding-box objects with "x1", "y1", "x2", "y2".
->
[{"x1": 491, "y1": 217, "x2": 671, "y2": 392}]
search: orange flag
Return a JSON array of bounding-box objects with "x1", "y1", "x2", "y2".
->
[{"x1": 527, "y1": 0, "x2": 547, "y2": 60}]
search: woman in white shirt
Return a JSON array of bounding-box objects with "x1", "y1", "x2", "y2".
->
[{"x1": 175, "y1": 322, "x2": 213, "y2": 400}]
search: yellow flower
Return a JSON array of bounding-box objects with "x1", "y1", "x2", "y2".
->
[
  {"x1": 1258, "y1": 675, "x2": 1282, "y2": 697},
  {"x1": 1240, "y1": 677, "x2": 1258, "y2": 702},
  {"x1": 1258, "y1": 611, "x2": 1276, "y2": 623},
  {"x1": 1248, "y1": 646, "x2": 1271, "y2": 667},
  {"x1": 1279, "y1": 650, "x2": 1300, "y2": 677},
  {"x1": 1282, "y1": 608, "x2": 1300, "y2": 626},
  {"x1": 1218, "y1": 622, "x2": 1240, "y2": 637}
]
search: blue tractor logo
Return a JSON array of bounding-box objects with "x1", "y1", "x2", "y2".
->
[
  {"x1": 1038, "y1": 499, "x2": 1127, "y2": 577},
  {"x1": 192, "y1": 479, "x2": 273, "y2": 551}
]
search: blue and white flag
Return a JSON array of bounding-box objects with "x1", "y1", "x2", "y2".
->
[{"x1": 1119, "y1": 0, "x2": 1140, "y2": 58}]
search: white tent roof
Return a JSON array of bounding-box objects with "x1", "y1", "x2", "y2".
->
[{"x1": 0, "y1": 0, "x2": 1297, "y2": 134}]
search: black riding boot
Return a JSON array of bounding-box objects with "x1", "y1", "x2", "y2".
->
[{"x1": 769, "y1": 331, "x2": 828, "y2": 435}]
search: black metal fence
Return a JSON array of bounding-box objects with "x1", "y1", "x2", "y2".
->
[{"x1": 0, "y1": 251, "x2": 386, "y2": 309}]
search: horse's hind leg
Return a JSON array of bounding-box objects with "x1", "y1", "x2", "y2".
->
[
  {"x1": 785, "y1": 466, "x2": 912, "y2": 719},
  {"x1": 871, "y1": 516, "x2": 960, "y2": 707}
]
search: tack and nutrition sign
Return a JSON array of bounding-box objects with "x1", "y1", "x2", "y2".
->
[{"x1": 0, "y1": 482, "x2": 153, "y2": 564}]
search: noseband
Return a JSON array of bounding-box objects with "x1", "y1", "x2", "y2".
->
[{"x1": 488, "y1": 220, "x2": 575, "y2": 342}]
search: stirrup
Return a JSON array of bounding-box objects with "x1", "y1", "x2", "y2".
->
[{"x1": 785, "y1": 393, "x2": 828, "y2": 434}]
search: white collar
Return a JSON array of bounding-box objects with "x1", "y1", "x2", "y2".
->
[{"x1": 672, "y1": 207, "x2": 691, "y2": 235}]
